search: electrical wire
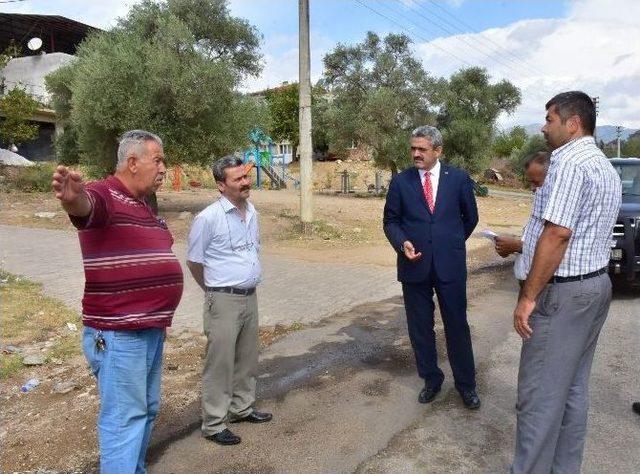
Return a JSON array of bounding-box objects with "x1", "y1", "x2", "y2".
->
[
  {"x1": 353, "y1": 0, "x2": 475, "y2": 69},
  {"x1": 379, "y1": 0, "x2": 533, "y2": 80},
  {"x1": 390, "y1": 0, "x2": 541, "y2": 78}
]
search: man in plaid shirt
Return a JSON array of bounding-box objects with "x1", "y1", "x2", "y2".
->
[{"x1": 510, "y1": 92, "x2": 621, "y2": 473}]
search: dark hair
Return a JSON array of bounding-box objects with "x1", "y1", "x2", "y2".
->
[
  {"x1": 212, "y1": 155, "x2": 244, "y2": 182},
  {"x1": 545, "y1": 91, "x2": 596, "y2": 135},
  {"x1": 524, "y1": 151, "x2": 550, "y2": 171}
]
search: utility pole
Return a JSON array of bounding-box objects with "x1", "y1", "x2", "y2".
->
[
  {"x1": 616, "y1": 125, "x2": 622, "y2": 158},
  {"x1": 298, "y1": 0, "x2": 313, "y2": 234},
  {"x1": 592, "y1": 96, "x2": 599, "y2": 141}
]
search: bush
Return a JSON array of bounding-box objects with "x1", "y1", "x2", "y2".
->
[{"x1": 1, "y1": 162, "x2": 57, "y2": 192}]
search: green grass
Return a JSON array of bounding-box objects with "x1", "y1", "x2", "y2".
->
[
  {"x1": 0, "y1": 269, "x2": 81, "y2": 379},
  {"x1": 0, "y1": 354, "x2": 24, "y2": 379}
]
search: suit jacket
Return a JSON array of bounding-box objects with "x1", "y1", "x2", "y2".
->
[{"x1": 383, "y1": 163, "x2": 478, "y2": 283}]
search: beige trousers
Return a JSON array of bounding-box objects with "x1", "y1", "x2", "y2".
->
[{"x1": 201, "y1": 290, "x2": 259, "y2": 435}]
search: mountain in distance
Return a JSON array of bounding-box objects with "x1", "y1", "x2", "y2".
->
[{"x1": 522, "y1": 124, "x2": 638, "y2": 143}]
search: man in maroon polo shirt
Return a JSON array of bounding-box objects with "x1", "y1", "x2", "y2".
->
[{"x1": 52, "y1": 130, "x2": 183, "y2": 474}]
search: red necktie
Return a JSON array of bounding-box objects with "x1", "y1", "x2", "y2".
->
[{"x1": 422, "y1": 171, "x2": 434, "y2": 213}]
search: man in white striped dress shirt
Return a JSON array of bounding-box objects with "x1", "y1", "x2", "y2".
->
[{"x1": 510, "y1": 92, "x2": 621, "y2": 473}]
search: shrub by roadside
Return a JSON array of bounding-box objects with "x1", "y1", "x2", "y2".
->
[{"x1": 0, "y1": 162, "x2": 58, "y2": 193}]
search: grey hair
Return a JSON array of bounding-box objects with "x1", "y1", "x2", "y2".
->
[
  {"x1": 411, "y1": 125, "x2": 443, "y2": 148},
  {"x1": 212, "y1": 155, "x2": 244, "y2": 182},
  {"x1": 116, "y1": 130, "x2": 163, "y2": 169}
]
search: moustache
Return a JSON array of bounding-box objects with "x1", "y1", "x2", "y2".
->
[{"x1": 241, "y1": 186, "x2": 251, "y2": 192}]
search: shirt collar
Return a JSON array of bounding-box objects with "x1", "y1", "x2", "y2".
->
[
  {"x1": 219, "y1": 195, "x2": 254, "y2": 215},
  {"x1": 107, "y1": 175, "x2": 135, "y2": 198},
  {"x1": 550, "y1": 136, "x2": 595, "y2": 164},
  {"x1": 419, "y1": 160, "x2": 441, "y2": 178}
]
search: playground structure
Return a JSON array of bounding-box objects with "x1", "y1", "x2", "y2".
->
[{"x1": 244, "y1": 128, "x2": 299, "y2": 189}]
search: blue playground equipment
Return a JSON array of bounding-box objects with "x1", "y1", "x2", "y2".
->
[{"x1": 243, "y1": 127, "x2": 298, "y2": 189}]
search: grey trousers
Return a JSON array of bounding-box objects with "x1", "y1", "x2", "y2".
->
[
  {"x1": 511, "y1": 274, "x2": 612, "y2": 473},
  {"x1": 201, "y1": 290, "x2": 259, "y2": 436}
]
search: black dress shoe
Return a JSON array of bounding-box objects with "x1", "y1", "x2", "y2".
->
[
  {"x1": 633, "y1": 402, "x2": 640, "y2": 416},
  {"x1": 461, "y1": 390, "x2": 481, "y2": 410},
  {"x1": 230, "y1": 410, "x2": 273, "y2": 424},
  {"x1": 205, "y1": 428, "x2": 241, "y2": 445},
  {"x1": 418, "y1": 384, "x2": 441, "y2": 404}
]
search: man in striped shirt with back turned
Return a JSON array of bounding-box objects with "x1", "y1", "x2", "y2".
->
[
  {"x1": 510, "y1": 92, "x2": 621, "y2": 473},
  {"x1": 52, "y1": 130, "x2": 184, "y2": 473}
]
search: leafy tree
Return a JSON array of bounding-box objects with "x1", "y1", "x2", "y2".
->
[
  {"x1": 0, "y1": 43, "x2": 38, "y2": 149},
  {"x1": 46, "y1": 0, "x2": 265, "y2": 176},
  {"x1": 321, "y1": 34, "x2": 520, "y2": 175},
  {"x1": 622, "y1": 131, "x2": 640, "y2": 157},
  {"x1": 265, "y1": 83, "x2": 299, "y2": 158},
  {"x1": 264, "y1": 81, "x2": 331, "y2": 160},
  {"x1": 322, "y1": 32, "x2": 436, "y2": 174},
  {"x1": 434, "y1": 67, "x2": 521, "y2": 174},
  {"x1": 311, "y1": 83, "x2": 330, "y2": 154},
  {"x1": 0, "y1": 88, "x2": 39, "y2": 147},
  {"x1": 509, "y1": 134, "x2": 547, "y2": 179},
  {"x1": 491, "y1": 126, "x2": 527, "y2": 158}
]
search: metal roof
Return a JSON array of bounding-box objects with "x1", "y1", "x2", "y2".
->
[{"x1": 0, "y1": 13, "x2": 100, "y2": 56}]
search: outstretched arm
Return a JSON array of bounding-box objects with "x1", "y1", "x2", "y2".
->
[{"x1": 51, "y1": 165, "x2": 92, "y2": 217}]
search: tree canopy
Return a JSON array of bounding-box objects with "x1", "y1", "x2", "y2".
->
[
  {"x1": 491, "y1": 126, "x2": 528, "y2": 159},
  {"x1": 434, "y1": 67, "x2": 521, "y2": 174},
  {"x1": 46, "y1": 0, "x2": 265, "y2": 176},
  {"x1": 320, "y1": 32, "x2": 521, "y2": 175},
  {"x1": 265, "y1": 83, "x2": 299, "y2": 151},
  {"x1": 321, "y1": 32, "x2": 436, "y2": 174},
  {"x1": 263, "y1": 81, "x2": 329, "y2": 159},
  {"x1": 1, "y1": 43, "x2": 39, "y2": 149},
  {"x1": 0, "y1": 88, "x2": 39, "y2": 147}
]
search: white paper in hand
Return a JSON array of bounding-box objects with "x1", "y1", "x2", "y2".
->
[{"x1": 480, "y1": 229, "x2": 498, "y2": 241}]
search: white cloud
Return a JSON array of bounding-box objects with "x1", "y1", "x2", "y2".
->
[
  {"x1": 240, "y1": 31, "x2": 333, "y2": 92},
  {"x1": 414, "y1": 0, "x2": 640, "y2": 128}
]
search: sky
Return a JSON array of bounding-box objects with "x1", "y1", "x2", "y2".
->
[{"x1": 3, "y1": 0, "x2": 639, "y2": 129}]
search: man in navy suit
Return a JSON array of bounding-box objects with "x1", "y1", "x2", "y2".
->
[{"x1": 383, "y1": 125, "x2": 480, "y2": 409}]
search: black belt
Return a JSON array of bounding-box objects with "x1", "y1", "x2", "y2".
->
[
  {"x1": 206, "y1": 286, "x2": 255, "y2": 296},
  {"x1": 549, "y1": 267, "x2": 607, "y2": 284}
]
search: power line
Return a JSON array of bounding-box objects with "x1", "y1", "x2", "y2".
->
[
  {"x1": 378, "y1": 0, "x2": 580, "y2": 98},
  {"x1": 382, "y1": 0, "x2": 535, "y2": 80},
  {"x1": 353, "y1": 0, "x2": 475, "y2": 69},
  {"x1": 0, "y1": 0, "x2": 30, "y2": 3},
  {"x1": 420, "y1": 0, "x2": 543, "y2": 77}
]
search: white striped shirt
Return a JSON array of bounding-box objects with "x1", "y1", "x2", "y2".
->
[{"x1": 520, "y1": 136, "x2": 621, "y2": 277}]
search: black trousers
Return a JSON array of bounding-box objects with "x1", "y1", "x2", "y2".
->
[{"x1": 402, "y1": 271, "x2": 476, "y2": 393}]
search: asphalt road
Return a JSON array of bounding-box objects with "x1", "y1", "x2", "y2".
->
[{"x1": 148, "y1": 269, "x2": 639, "y2": 473}]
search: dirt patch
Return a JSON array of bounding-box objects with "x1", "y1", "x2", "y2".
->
[
  {"x1": 1, "y1": 172, "x2": 532, "y2": 269},
  {"x1": 0, "y1": 319, "x2": 304, "y2": 473}
]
